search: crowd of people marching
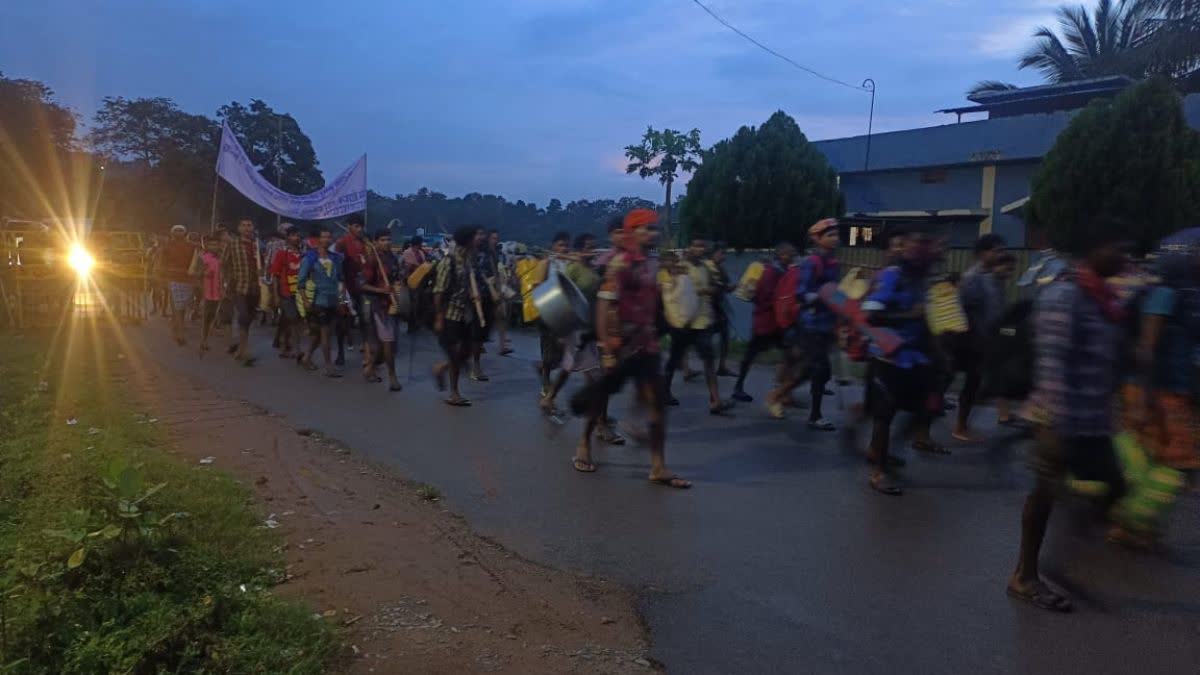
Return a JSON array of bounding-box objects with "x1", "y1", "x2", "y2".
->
[{"x1": 145, "y1": 207, "x2": 1199, "y2": 614}]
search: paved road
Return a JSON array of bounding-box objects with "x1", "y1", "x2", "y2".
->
[{"x1": 132, "y1": 323, "x2": 1200, "y2": 675}]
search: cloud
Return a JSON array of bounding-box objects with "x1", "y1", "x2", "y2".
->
[{"x1": 974, "y1": 0, "x2": 1099, "y2": 58}]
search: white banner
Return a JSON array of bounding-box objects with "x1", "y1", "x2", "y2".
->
[{"x1": 215, "y1": 121, "x2": 366, "y2": 220}]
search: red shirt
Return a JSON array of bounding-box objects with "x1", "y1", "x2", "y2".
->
[
  {"x1": 335, "y1": 233, "x2": 366, "y2": 295},
  {"x1": 159, "y1": 239, "x2": 196, "y2": 284},
  {"x1": 751, "y1": 261, "x2": 785, "y2": 337},
  {"x1": 598, "y1": 250, "x2": 660, "y2": 355},
  {"x1": 269, "y1": 248, "x2": 302, "y2": 297}
]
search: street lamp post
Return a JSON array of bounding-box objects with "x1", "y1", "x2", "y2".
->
[{"x1": 862, "y1": 78, "x2": 876, "y2": 172}]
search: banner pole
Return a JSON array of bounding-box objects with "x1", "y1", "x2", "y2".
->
[{"x1": 209, "y1": 173, "x2": 220, "y2": 234}]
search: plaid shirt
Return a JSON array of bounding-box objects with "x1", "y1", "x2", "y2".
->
[
  {"x1": 433, "y1": 249, "x2": 477, "y2": 323},
  {"x1": 221, "y1": 236, "x2": 260, "y2": 296},
  {"x1": 1030, "y1": 276, "x2": 1122, "y2": 437}
]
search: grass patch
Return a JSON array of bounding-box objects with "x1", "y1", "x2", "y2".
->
[
  {"x1": 414, "y1": 483, "x2": 442, "y2": 502},
  {"x1": 0, "y1": 332, "x2": 339, "y2": 673}
]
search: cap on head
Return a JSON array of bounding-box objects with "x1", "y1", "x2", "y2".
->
[
  {"x1": 623, "y1": 209, "x2": 658, "y2": 233},
  {"x1": 808, "y1": 219, "x2": 838, "y2": 239},
  {"x1": 170, "y1": 224, "x2": 186, "y2": 235}
]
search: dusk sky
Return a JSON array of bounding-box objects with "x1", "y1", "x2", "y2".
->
[{"x1": 0, "y1": 0, "x2": 1081, "y2": 205}]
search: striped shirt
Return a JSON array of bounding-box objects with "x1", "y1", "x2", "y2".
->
[{"x1": 1030, "y1": 277, "x2": 1122, "y2": 437}]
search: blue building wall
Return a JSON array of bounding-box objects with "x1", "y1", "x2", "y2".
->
[
  {"x1": 815, "y1": 93, "x2": 1200, "y2": 248},
  {"x1": 840, "y1": 166, "x2": 982, "y2": 215},
  {"x1": 992, "y1": 162, "x2": 1038, "y2": 244}
]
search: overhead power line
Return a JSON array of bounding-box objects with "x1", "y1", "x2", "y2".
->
[{"x1": 689, "y1": 0, "x2": 869, "y2": 93}]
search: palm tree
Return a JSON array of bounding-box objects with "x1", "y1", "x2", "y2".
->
[
  {"x1": 1021, "y1": 0, "x2": 1154, "y2": 82},
  {"x1": 624, "y1": 127, "x2": 702, "y2": 246},
  {"x1": 967, "y1": 80, "x2": 1021, "y2": 97},
  {"x1": 969, "y1": 0, "x2": 1199, "y2": 94}
]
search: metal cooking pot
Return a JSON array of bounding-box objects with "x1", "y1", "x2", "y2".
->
[{"x1": 531, "y1": 271, "x2": 591, "y2": 336}]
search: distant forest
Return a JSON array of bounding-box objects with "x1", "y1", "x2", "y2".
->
[
  {"x1": 366, "y1": 189, "x2": 659, "y2": 242},
  {"x1": 0, "y1": 70, "x2": 657, "y2": 242}
]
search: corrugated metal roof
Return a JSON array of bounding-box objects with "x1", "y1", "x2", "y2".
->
[
  {"x1": 816, "y1": 93, "x2": 1200, "y2": 174},
  {"x1": 966, "y1": 76, "x2": 1134, "y2": 104}
]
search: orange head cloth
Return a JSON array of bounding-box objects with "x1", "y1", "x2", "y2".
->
[
  {"x1": 808, "y1": 218, "x2": 839, "y2": 239},
  {"x1": 623, "y1": 209, "x2": 658, "y2": 233}
]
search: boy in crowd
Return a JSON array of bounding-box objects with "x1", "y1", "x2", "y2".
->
[
  {"x1": 297, "y1": 227, "x2": 345, "y2": 377},
  {"x1": 269, "y1": 226, "x2": 304, "y2": 359}
]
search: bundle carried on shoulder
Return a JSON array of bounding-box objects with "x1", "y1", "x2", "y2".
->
[
  {"x1": 663, "y1": 271, "x2": 700, "y2": 329},
  {"x1": 734, "y1": 261, "x2": 765, "y2": 302},
  {"x1": 516, "y1": 257, "x2": 549, "y2": 322}
]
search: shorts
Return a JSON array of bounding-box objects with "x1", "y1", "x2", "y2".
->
[
  {"x1": 307, "y1": 304, "x2": 337, "y2": 328},
  {"x1": 372, "y1": 310, "x2": 402, "y2": 344},
  {"x1": 169, "y1": 282, "x2": 194, "y2": 311},
  {"x1": 279, "y1": 296, "x2": 300, "y2": 322},
  {"x1": 937, "y1": 331, "x2": 982, "y2": 376},
  {"x1": 479, "y1": 295, "x2": 495, "y2": 341},
  {"x1": 233, "y1": 291, "x2": 258, "y2": 329},
  {"x1": 1028, "y1": 430, "x2": 1125, "y2": 495},
  {"x1": 667, "y1": 327, "x2": 715, "y2": 364},
  {"x1": 562, "y1": 331, "x2": 600, "y2": 373},
  {"x1": 439, "y1": 318, "x2": 483, "y2": 355},
  {"x1": 539, "y1": 321, "x2": 565, "y2": 369},
  {"x1": 202, "y1": 299, "x2": 220, "y2": 327},
  {"x1": 568, "y1": 352, "x2": 663, "y2": 416},
  {"x1": 799, "y1": 331, "x2": 834, "y2": 385},
  {"x1": 865, "y1": 359, "x2": 939, "y2": 419}
]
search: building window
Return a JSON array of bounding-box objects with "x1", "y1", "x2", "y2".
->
[{"x1": 920, "y1": 169, "x2": 948, "y2": 184}]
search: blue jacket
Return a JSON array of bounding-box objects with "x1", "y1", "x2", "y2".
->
[
  {"x1": 298, "y1": 249, "x2": 344, "y2": 308},
  {"x1": 797, "y1": 251, "x2": 840, "y2": 334}
]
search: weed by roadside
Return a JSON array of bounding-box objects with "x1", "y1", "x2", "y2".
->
[
  {"x1": 0, "y1": 334, "x2": 339, "y2": 674},
  {"x1": 414, "y1": 483, "x2": 442, "y2": 502}
]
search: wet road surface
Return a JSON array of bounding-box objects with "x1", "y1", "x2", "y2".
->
[{"x1": 132, "y1": 324, "x2": 1200, "y2": 674}]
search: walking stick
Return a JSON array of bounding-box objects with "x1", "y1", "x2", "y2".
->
[
  {"x1": 467, "y1": 263, "x2": 487, "y2": 329},
  {"x1": 407, "y1": 324, "x2": 417, "y2": 383}
]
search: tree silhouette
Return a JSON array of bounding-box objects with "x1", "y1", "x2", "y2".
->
[{"x1": 624, "y1": 127, "x2": 702, "y2": 245}]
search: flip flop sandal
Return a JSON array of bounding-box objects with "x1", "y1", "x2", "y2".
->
[
  {"x1": 240, "y1": 357, "x2": 257, "y2": 367},
  {"x1": 500, "y1": 348, "x2": 514, "y2": 356},
  {"x1": 364, "y1": 375, "x2": 383, "y2": 383},
  {"x1": 471, "y1": 373, "x2": 491, "y2": 382},
  {"x1": 444, "y1": 398, "x2": 472, "y2": 407},
  {"x1": 766, "y1": 401, "x2": 786, "y2": 419},
  {"x1": 573, "y1": 458, "x2": 597, "y2": 473},
  {"x1": 913, "y1": 440, "x2": 951, "y2": 455},
  {"x1": 598, "y1": 430, "x2": 626, "y2": 446},
  {"x1": 870, "y1": 474, "x2": 903, "y2": 496},
  {"x1": 324, "y1": 370, "x2": 343, "y2": 378},
  {"x1": 388, "y1": 382, "x2": 403, "y2": 392},
  {"x1": 709, "y1": 402, "x2": 735, "y2": 416},
  {"x1": 650, "y1": 475, "x2": 692, "y2": 490},
  {"x1": 1006, "y1": 582, "x2": 1072, "y2": 612}
]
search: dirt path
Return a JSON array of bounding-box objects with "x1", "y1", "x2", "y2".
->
[{"x1": 116, "y1": 347, "x2": 654, "y2": 674}]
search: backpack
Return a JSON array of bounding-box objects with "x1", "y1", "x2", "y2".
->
[
  {"x1": 773, "y1": 255, "x2": 823, "y2": 330},
  {"x1": 734, "y1": 261, "x2": 765, "y2": 302}
]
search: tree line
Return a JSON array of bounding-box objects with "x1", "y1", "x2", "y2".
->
[{"x1": 0, "y1": 72, "x2": 658, "y2": 240}]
